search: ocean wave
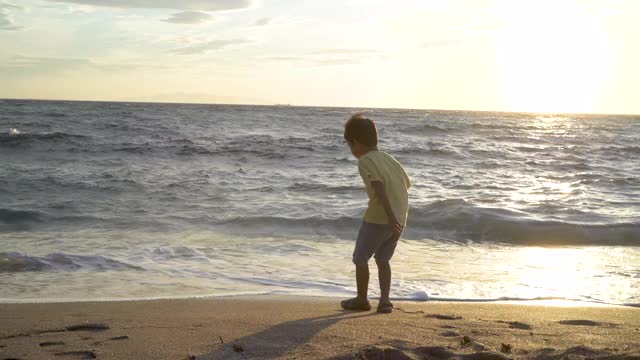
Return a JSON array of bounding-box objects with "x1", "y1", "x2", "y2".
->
[
  {"x1": 406, "y1": 199, "x2": 640, "y2": 246},
  {"x1": 176, "y1": 144, "x2": 214, "y2": 156},
  {"x1": 623, "y1": 146, "x2": 640, "y2": 154},
  {"x1": 394, "y1": 145, "x2": 461, "y2": 157},
  {"x1": 214, "y1": 200, "x2": 640, "y2": 246},
  {"x1": 0, "y1": 252, "x2": 143, "y2": 273},
  {"x1": 112, "y1": 142, "x2": 213, "y2": 156},
  {"x1": 0, "y1": 208, "x2": 45, "y2": 224},
  {"x1": 0, "y1": 207, "x2": 103, "y2": 230},
  {"x1": 402, "y1": 124, "x2": 449, "y2": 134},
  {"x1": 217, "y1": 215, "x2": 360, "y2": 237},
  {"x1": 334, "y1": 156, "x2": 353, "y2": 163},
  {"x1": 213, "y1": 135, "x2": 320, "y2": 158},
  {"x1": 40, "y1": 175, "x2": 138, "y2": 192},
  {"x1": 109, "y1": 136, "x2": 321, "y2": 158},
  {"x1": 44, "y1": 112, "x2": 68, "y2": 118},
  {"x1": 601, "y1": 146, "x2": 640, "y2": 155},
  {"x1": 609, "y1": 177, "x2": 637, "y2": 185},
  {"x1": 513, "y1": 145, "x2": 547, "y2": 153},
  {"x1": 488, "y1": 135, "x2": 551, "y2": 144},
  {"x1": 0, "y1": 132, "x2": 91, "y2": 147},
  {"x1": 151, "y1": 246, "x2": 211, "y2": 261},
  {"x1": 469, "y1": 122, "x2": 517, "y2": 130},
  {"x1": 219, "y1": 215, "x2": 359, "y2": 229},
  {"x1": 470, "y1": 123, "x2": 500, "y2": 130},
  {"x1": 286, "y1": 182, "x2": 362, "y2": 193}
]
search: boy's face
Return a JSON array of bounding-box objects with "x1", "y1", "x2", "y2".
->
[{"x1": 347, "y1": 139, "x2": 366, "y2": 158}]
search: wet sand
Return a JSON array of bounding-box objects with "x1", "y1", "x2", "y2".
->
[{"x1": 1, "y1": 296, "x2": 639, "y2": 359}]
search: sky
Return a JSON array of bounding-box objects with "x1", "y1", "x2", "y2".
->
[{"x1": 1, "y1": 0, "x2": 639, "y2": 114}]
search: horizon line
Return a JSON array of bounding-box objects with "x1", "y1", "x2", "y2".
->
[{"x1": 1, "y1": 97, "x2": 638, "y2": 117}]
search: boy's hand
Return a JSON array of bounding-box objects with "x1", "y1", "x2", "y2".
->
[
  {"x1": 390, "y1": 216, "x2": 403, "y2": 238},
  {"x1": 371, "y1": 181, "x2": 404, "y2": 239}
]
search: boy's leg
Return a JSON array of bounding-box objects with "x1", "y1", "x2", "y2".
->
[
  {"x1": 355, "y1": 263, "x2": 369, "y2": 300},
  {"x1": 352, "y1": 222, "x2": 384, "y2": 301},
  {"x1": 375, "y1": 259, "x2": 391, "y2": 304},
  {"x1": 374, "y1": 232, "x2": 400, "y2": 312},
  {"x1": 342, "y1": 222, "x2": 391, "y2": 310}
]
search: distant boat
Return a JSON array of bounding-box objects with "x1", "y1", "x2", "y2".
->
[{"x1": 274, "y1": 103, "x2": 292, "y2": 107}]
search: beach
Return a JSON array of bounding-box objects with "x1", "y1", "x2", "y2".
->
[
  {"x1": 2, "y1": 101, "x2": 639, "y2": 359},
  {"x1": 1, "y1": 296, "x2": 639, "y2": 359}
]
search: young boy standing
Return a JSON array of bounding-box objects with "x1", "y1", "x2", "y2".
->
[{"x1": 341, "y1": 113, "x2": 411, "y2": 314}]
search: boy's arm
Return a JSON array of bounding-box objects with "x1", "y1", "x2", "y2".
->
[{"x1": 371, "y1": 181, "x2": 403, "y2": 237}]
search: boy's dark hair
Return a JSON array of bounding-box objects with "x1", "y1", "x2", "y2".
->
[{"x1": 344, "y1": 113, "x2": 378, "y2": 146}]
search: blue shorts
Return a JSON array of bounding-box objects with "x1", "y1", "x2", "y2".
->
[{"x1": 352, "y1": 222, "x2": 400, "y2": 266}]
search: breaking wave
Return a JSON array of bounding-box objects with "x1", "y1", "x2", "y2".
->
[
  {"x1": 0, "y1": 252, "x2": 143, "y2": 273},
  {"x1": 215, "y1": 200, "x2": 640, "y2": 246}
]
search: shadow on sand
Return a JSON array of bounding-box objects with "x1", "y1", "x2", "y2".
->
[{"x1": 194, "y1": 310, "x2": 378, "y2": 359}]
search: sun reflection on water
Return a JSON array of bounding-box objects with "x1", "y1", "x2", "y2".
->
[{"x1": 511, "y1": 247, "x2": 595, "y2": 300}]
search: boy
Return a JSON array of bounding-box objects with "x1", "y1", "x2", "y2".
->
[{"x1": 341, "y1": 113, "x2": 411, "y2": 314}]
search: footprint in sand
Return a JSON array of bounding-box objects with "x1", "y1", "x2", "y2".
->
[
  {"x1": 559, "y1": 320, "x2": 619, "y2": 328},
  {"x1": 395, "y1": 308, "x2": 425, "y2": 314},
  {"x1": 92, "y1": 335, "x2": 129, "y2": 346},
  {"x1": 35, "y1": 329, "x2": 66, "y2": 335},
  {"x1": 109, "y1": 335, "x2": 129, "y2": 341},
  {"x1": 340, "y1": 344, "x2": 512, "y2": 360},
  {"x1": 425, "y1": 314, "x2": 462, "y2": 320},
  {"x1": 531, "y1": 346, "x2": 618, "y2": 359},
  {"x1": 39, "y1": 341, "x2": 65, "y2": 347},
  {"x1": 54, "y1": 351, "x2": 96, "y2": 359},
  {"x1": 439, "y1": 330, "x2": 460, "y2": 337},
  {"x1": 65, "y1": 323, "x2": 110, "y2": 332},
  {"x1": 1, "y1": 329, "x2": 65, "y2": 341},
  {"x1": 497, "y1": 320, "x2": 532, "y2": 330},
  {"x1": 558, "y1": 320, "x2": 600, "y2": 326}
]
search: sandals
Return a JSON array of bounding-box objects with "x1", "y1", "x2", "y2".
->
[
  {"x1": 340, "y1": 298, "x2": 394, "y2": 313},
  {"x1": 340, "y1": 297, "x2": 371, "y2": 311},
  {"x1": 377, "y1": 302, "x2": 393, "y2": 314}
]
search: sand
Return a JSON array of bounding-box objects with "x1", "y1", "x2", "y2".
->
[{"x1": 1, "y1": 296, "x2": 639, "y2": 359}]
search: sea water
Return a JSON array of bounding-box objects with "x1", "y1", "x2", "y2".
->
[{"x1": 1, "y1": 100, "x2": 638, "y2": 305}]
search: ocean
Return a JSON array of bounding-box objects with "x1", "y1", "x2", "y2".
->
[{"x1": 1, "y1": 99, "x2": 638, "y2": 306}]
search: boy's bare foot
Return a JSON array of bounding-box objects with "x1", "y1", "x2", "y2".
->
[
  {"x1": 340, "y1": 297, "x2": 371, "y2": 311},
  {"x1": 377, "y1": 301, "x2": 393, "y2": 314}
]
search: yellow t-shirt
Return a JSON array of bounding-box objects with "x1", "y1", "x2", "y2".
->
[{"x1": 358, "y1": 150, "x2": 411, "y2": 225}]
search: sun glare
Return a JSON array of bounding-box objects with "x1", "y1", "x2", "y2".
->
[
  {"x1": 496, "y1": 1, "x2": 613, "y2": 113},
  {"x1": 514, "y1": 247, "x2": 596, "y2": 301}
]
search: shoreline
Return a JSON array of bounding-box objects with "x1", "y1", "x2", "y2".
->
[
  {"x1": 1, "y1": 295, "x2": 639, "y2": 359},
  {"x1": 1, "y1": 292, "x2": 636, "y2": 308}
]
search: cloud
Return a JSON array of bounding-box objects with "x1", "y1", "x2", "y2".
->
[
  {"x1": 309, "y1": 49, "x2": 383, "y2": 55},
  {"x1": 170, "y1": 39, "x2": 249, "y2": 55},
  {"x1": 260, "y1": 49, "x2": 386, "y2": 67},
  {"x1": 2, "y1": 55, "x2": 146, "y2": 72},
  {"x1": 254, "y1": 17, "x2": 271, "y2": 26},
  {"x1": 0, "y1": 15, "x2": 21, "y2": 30},
  {"x1": 162, "y1": 11, "x2": 213, "y2": 24},
  {"x1": 422, "y1": 39, "x2": 468, "y2": 49},
  {"x1": 0, "y1": 2, "x2": 22, "y2": 31},
  {"x1": 249, "y1": 16, "x2": 305, "y2": 28},
  {"x1": 66, "y1": 4, "x2": 96, "y2": 14},
  {"x1": 0, "y1": 2, "x2": 19, "y2": 9},
  {"x1": 259, "y1": 56, "x2": 299, "y2": 61},
  {"x1": 44, "y1": 0, "x2": 253, "y2": 11}
]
